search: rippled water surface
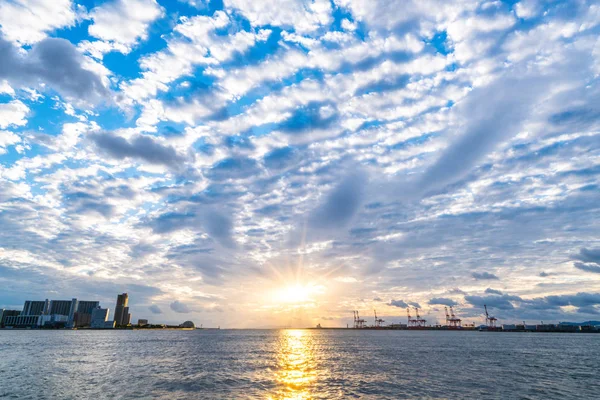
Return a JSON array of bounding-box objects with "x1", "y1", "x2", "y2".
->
[{"x1": 1, "y1": 329, "x2": 599, "y2": 399}]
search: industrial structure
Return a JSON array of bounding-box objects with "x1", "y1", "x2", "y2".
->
[
  {"x1": 413, "y1": 307, "x2": 426, "y2": 328},
  {"x1": 484, "y1": 305, "x2": 498, "y2": 329},
  {"x1": 374, "y1": 310, "x2": 385, "y2": 328},
  {"x1": 353, "y1": 310, "x2": 366, "y2": 329},
  {"x1": 445, "y1": 306, "x2": 462, "y2": 328},
  {"x1": 406, "y1": 307, "x2": 417, "y2": 327}
]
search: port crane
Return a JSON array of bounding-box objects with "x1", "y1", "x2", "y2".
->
[
  {"x1": 414, "y1": 307, "x2": 427, "y2": 327},
  {"x1": 374, "y1": 309, "x2": 385, "y2": 328},
  {"x1": 448, "y1": 306, "x2": 462, "y2": 328},
  {"x1": 353, "y1": 310, "x2": 366, "y2": 328},
  {"x1": 407, "y1": 307, "x2": 418, "y2": 327},
  {"x1": 484, "y1": 305, "x2": 497, "y2": 328}
]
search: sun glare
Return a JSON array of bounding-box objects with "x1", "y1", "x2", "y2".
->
[{"x1": 276, "y1": 284, "x2": 319, "y2": 304}]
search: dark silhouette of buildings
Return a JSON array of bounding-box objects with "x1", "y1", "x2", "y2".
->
[{"x1": 113, "y1": 293, "x2": 131, "y2": 326}]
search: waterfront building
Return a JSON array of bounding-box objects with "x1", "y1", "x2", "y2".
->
[
  {"x1": 77, "y1": 301, "x2": 100, "y2": 314},
  {"x1": 21, "y1": 301, "x2": 46, "y2": 316},
  {"x1": 49, "y1": 300, "x2": 74, "y2": 316},
  {"x1": 1, "y1": 310, "x2": 20, "y2": 327},
  {"x1": 113, "y1": 293, "x2": 131, "y2": 326},
  {"x1": 180, "y1": 321, "x2": 196, "y2": 329},
  {"x1": 91, "y1": 307, "x2": 114, "y2": 329},
  {"x1": 38, "y1": 314, "x2": 69, "y2": 328},
  {"x1": 138, "y1": 319, "x2": 148, "y2": 326},
  {"x1": 4, "y1": 315, "x2": 41, "y2": 328},
  {"x1": 72, "y1": 301, "x2": 100, "y2": 327}
]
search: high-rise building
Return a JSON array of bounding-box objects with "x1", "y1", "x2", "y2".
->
[
  {"x1": 1, "y1": 310, "x2": 20, "y2": 327},
  {"x1": 113, "y1": 293, "x2": 130, "y2": 326},
  {"x1": 67, "y1": 298, "x2": 78, "y2": 328},
  {"x1": 21, "y1": 301, "x2": 46, "y2": 316},
  {"x1": 91, "y1": 307, "x2": 114, "y2": 329},
  {"x1": 77, "y1": 301, "x2": 100, "y2": 314},
  {"x1": 49, "y1": 300, "x2": 73, "y2": 316},
  {"x1": 73, "y1": 301, "x2": 100, "y2": 327}
]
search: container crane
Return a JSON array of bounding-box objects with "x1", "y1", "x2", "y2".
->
[
  {"x1": 407, "y1": 307, "x2": 418, "y2": 327},
  {"x1": 374, "y1": 309, "x2": 385, "y2": 328},
  {"x1": 353, "y1": 310, "x2": 366, "y2": 328},
  {"x1": 484, "y1": 305, "x2": 497, "y2": 328},
  {"x1": 414, "y1": 307, "x2": 426, "y2": 327},
  {"x1": 449, "y1": 306, "x2": 462, "y2": 328}
]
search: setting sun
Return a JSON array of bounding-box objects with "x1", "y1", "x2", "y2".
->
[{"x1": 275, "y1": 284, "x2": 323, "y2": 304}]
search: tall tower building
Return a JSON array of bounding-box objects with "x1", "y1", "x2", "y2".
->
[
  {"x1": 113, "y1": 293, "x2": 130, "y2": 326},
  {"x1": 67, "y1": 298, "x2": 78, "y2": 328}
]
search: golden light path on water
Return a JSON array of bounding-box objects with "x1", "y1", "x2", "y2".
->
[{"x1": 270, "y1": 330, "x2": 319, "y2": 400}]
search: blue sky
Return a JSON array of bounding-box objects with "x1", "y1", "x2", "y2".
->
[{"x1": 1, "y1": 0, "x2": 600, "y2": 327}]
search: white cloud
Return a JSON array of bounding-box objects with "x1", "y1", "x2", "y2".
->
[
  {"x1": 0, "y1": 0, "x2": 78, "y2": 45},
  {"x1": 0, "y1": 130, "x2": 21, "y2": 154},
  {"x1": 87, "y1": 0, "x2": 164, "y2": 55},
  {"x1": 515, "y1": 0, "x2": 541, "y2": 19},
  {"x1": 120, "y1": 11, "x2": 269, "y2": 105},
  {"x1": 0, "y1": 100, "x2": 29, "y2": 129},
  {"x1": 225, "y1": 0, "x2": 332, "y2": 33}
]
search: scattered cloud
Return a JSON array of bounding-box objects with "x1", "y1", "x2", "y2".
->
[
  {"x1": 0, "y1": 35, "x2": 109, "y2": 103},
  {"x1": 389, "y1": 299, "x2": 409, "y2": 308},
  {"x1": 90, "y1": 132, "x2": 186, "y2": 169},
  {"x1": 87, "y1": 0, "x2": 164, "y2": 56},
  {"x1": 0, "y1": 0, "x2": 599, "y2": 327},
  {"x1": 149, "y1": 304, "x2": 162, "y2": 314},
  {"x1": 472, "y1": 272, "x2": 500, "y2": 280},
  {"x1": 170, "y1": 300, "x2": 191, "y2": 313},
  {"x1": 428, "y1": 297, "x2": 458, "y2": 306}
]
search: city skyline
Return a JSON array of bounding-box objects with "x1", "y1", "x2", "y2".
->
[{"x1": 0, "y1": 0, "x2": 600, "y2": 328}]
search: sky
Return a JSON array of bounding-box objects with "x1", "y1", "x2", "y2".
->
[{"x1": 0, "y1": 0, "x2": 599, "y2": 328}]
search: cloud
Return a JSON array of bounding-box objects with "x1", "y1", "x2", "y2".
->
[
  {"x1": 87, "y1": 0, "x2": 164, "y2": 55},
  {"x1": 484, "y1": 288, "x2": 503, "y2": 295},
  {"x1": 148, "y1": 304, "x2": 162, "y2": 314},
  {"x1": 203, "y1": 211, "x2": 237, "y2": 249},
  {"x1": 263, "y1": 146, "x2": 300, "y2": 170},
  {"x1": 309, "y1": 170, "x2": 367, "y2": 230},
  {"x1": 0, "y1": 100, "x2": 29, "y2": 129},
  {"x1": 0, "y1": 0, "x2": 77, "y2": 45},
  {"x1": 428, "y1": 297, "x2": 458, "y2": 306},
  {"x1": 278, "y1": 101, "x2": 339, "y2": 135},
  {"x1": 0, "y1": 35, "x2": 109, "y2": 103},
  {"x1": 472, "y1": 272, "x2": 499, "y2": 280},
  {"x1": 574, "y1": 262, "x2": 600, "y2": 274},
  {"x1": 0, "y1": 130, "x2": 21, "y2": 154},
  {"x1": 224, "y1": 0, "x2": 332, "y2": 33},
  {"x1": 90, "y1": 132, "x2": 186, "y2": 169},
  {"x1": 413, "y1": 75, "x2": 554, "y2": 197},
  {"x1": 206, "y1": 156, "x2": 260, "y2": 181},
  {"x1": 572, "y1": 248, "x2": 600, "y2": 264},
  {"x1": 170, "y1": 300, "x2": 191, "y2": 313},
  {"x1": 146, "y1": 208, "x2": 236, "y2": 249},
  {"x1": 389, "y1": 299, "x2": 409, "y2": 308},
  {"x1": 464, "y1": 294, "x2": 520, "y2": 310}
]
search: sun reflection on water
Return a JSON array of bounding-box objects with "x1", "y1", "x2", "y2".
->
[{"x1": 270, "y1": 329, "x2": 317, "y2": 400}]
